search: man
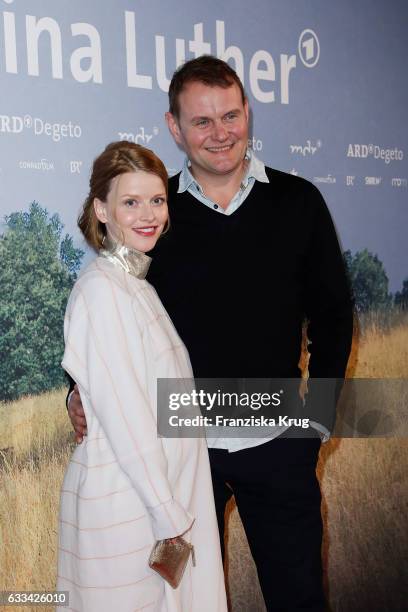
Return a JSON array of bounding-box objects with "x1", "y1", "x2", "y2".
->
[{"x1": 69, "y1": 55, "x2": 353, "y2": 610}]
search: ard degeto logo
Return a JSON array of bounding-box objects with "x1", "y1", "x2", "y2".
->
[
  {"x1": 347, "y1": 144, "x2": 404, "y2": 164},
  {"x1": 0, "y1": 114, "x2": 82, "y2": 142},
  {"x1": 248, "y1": 136, "x2": 263, "y2": 152}
]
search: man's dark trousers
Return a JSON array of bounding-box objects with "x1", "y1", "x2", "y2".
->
[{"x1": 209, "y1": 434, "x2": 325, "y2": 612}]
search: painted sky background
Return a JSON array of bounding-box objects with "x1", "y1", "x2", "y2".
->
[{"x1": 0, "y1": 0, "x2": 407, "y2": 290}]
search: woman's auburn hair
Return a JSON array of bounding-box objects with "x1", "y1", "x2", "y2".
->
[{"x1": 78, "y1": 141, "x2": 168, "y2": 250}]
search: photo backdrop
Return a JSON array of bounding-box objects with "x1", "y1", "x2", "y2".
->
[
  {"x1": 0, "y1": 2, "x2": 407, "y2": 610},
  {"x1": 0, "y1": 0, "x2": 407, "y2": 291}
]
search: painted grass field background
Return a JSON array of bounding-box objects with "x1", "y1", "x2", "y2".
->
[{"x1": 0, "y1": 313, "x2": 407, "y2": 611}]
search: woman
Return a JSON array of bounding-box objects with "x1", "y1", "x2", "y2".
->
[{"x1": 57, "y1": 141, "x2": 227, "y2": 611}]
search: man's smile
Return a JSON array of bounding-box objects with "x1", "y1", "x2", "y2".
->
[{"x1": 206, "y1": 144, "x2": 234, "y2": 153}]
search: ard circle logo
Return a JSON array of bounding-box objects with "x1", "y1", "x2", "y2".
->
[{"x1": 298, "y1": 29, "x2": 320, "y2": 68}]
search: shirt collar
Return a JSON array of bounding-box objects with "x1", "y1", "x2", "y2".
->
[
  {"x1": 100, "y1": 233, "x2": 151, "y2": 280},
  {"x1": 177, "y1": 149, "x2": 269, "y2": 194}
]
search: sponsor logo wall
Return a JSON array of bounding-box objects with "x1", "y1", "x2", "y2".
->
[
  {"x1": 0, "y1": 0, "x2": 407, "y2": 291},
  {"x1": 0, "y1": 4, "x2": 407, "y2": 608}
]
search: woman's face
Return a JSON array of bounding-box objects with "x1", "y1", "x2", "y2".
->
[{"x1": 94, "y1": 171, "x2": 168, "y2": 253}]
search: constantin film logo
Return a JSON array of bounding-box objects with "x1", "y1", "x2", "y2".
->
[
  {"x1": 347, "y1": 143, "x2": 404, "y2": 164},
  {"x1": 314, "y1": 174, "x2": 336, "y2": 184},
  {"x1": 19, "y1": 158, "x2": 54, "y2": 171},
  {"x1": 0, "y1": 113, "x2": 82, "y2": 142}
]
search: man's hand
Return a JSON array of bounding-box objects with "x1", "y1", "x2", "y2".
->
[{"x1": 67, "y1": 384, "x2": 87, "y2": 443}]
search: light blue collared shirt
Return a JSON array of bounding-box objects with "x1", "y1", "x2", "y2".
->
[{"x1": 177, "y1": 149, "x2": 269, "y2": 216}]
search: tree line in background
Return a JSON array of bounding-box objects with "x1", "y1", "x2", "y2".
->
[
  {"x1": 0, "y1": 203, "x2": 83, "y2": 401},
  {"x1": 0, "y1": 202, "x2": 407, "y2": 402},
  {"x1": 344, "y1": 249, "x2": 407, "y2": 312}
]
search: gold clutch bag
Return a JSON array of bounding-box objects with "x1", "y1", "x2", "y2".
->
[{"x1": 148, "y1": 536, "x2": 196, "y2": 589}]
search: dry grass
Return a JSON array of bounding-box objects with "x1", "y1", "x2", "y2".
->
[
  {"x1": 317, "y1": 312, "x2": 408, "y2": 611},
  {"x1": 228, "y1": 313, "x2": 408, "y2": 611},
  {"x1": 347, "y1": 310, "x2": 408, "y2": 378},
  {"x1": 0, "y1": 390, "x2": 73, "y2": 612},
  {"x1": 0, "y1": 314, "x2": 407, "y2": 611},
  {"x1": 318, "y1": 438, "x2": 408, "y2": 611},
  {"x1": 0, "y1": 389, "x2": 71, "y2": 457}
]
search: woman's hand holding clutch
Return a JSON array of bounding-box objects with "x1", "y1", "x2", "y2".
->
[{"x1": 148, "y1": 536, "x2": 196, "y2": 589}]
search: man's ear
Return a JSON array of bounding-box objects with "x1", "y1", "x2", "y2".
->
[
  {"x1": 93, "y1": 198, "x2": 108, "y2": 223},
  {"x1": 244, "y1": 98, "x2": 249, "y2": 123},
  {"x1": 165, "y1": 112, "x2": 182, "y2": 145}
]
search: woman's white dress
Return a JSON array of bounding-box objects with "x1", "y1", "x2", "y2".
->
[{"x1": 57, "y1": 255, "x2": 227, "y2": 611}]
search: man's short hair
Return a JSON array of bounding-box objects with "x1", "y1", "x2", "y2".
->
[{"x1": 168, "y1": 55, "x2": 246, "y2": 119}]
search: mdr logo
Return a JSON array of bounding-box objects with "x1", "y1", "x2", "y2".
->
[{"x1": 118, "y1": 126, "x2": 159, "y2": 145}]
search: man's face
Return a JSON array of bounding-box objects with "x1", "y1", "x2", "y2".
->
[{"x1": 166, "y1": 81, "x2": 249, "y2": 181}]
